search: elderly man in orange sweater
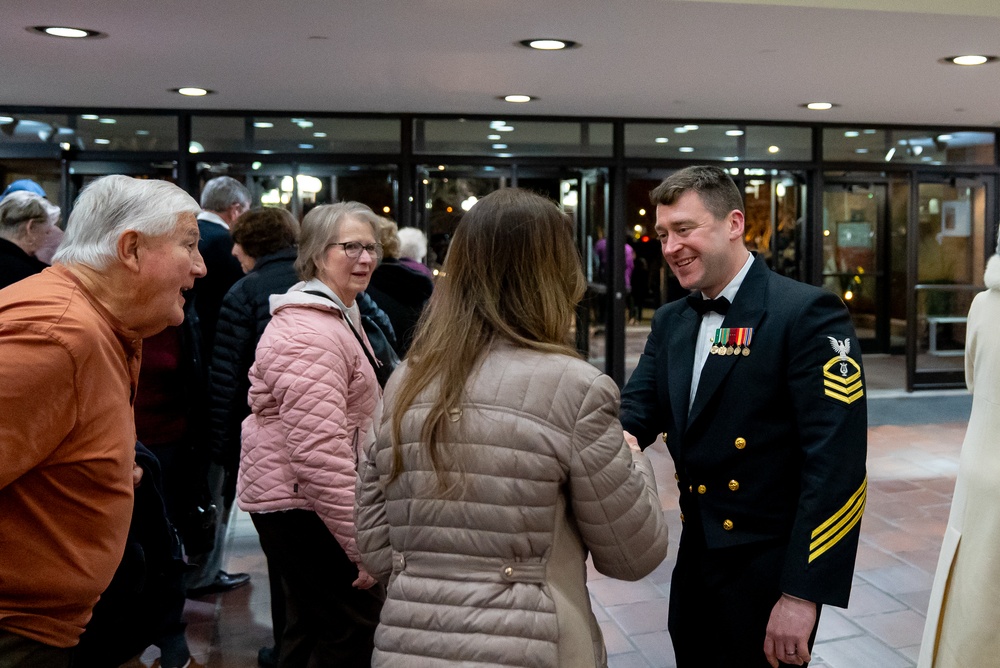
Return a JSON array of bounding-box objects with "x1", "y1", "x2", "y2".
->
[{"x1": 0, "y1": 175, "x2": 206, "y2": 667}]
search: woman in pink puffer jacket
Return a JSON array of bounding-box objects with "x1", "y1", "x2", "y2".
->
[{"x1": 239, "y1": 201, "x2": 386, "y2": 667}]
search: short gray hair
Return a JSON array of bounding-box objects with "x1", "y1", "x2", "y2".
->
[
  {"x1": 200, "y1": 176, "x2": 251, "y2": 212},
  {"x1": 52, "y1": 176, "x2": 200, "y2": 270},
  {"x1": 397, "y1": 227, "x2": 428, "y2": 262},
  {"x1": 0, "y1": 192, "x2": 61, "y2": 238},
  {"x1": 296, "y1": 202, "x2": 380, "y2": 281}
]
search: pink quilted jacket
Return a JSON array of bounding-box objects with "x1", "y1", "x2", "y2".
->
[{"x1": 238, "y1": 283, "x2": 380, "y2": 565}]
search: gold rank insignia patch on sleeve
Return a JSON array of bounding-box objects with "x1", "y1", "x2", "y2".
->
[
  {"x1": 823, "y1": 336, "x2": 864, "y2": 405},
  {"x1": 809, "y1": 477, "x2": 866, "y2": 563}
]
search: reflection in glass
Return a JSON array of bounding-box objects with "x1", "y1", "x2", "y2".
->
[
  {"x1": 192, "y1": 116, "x2": 400, "y2": 153},
  {"x1": 914, "y1": 179, "x2": 987, "y2": 378},
  {"x1": 416, "y1": 119, "x2": 612, "y2": 157},
  {"x1": 822, "y1": 184, "x2": 881, "y2": 345},
  {"x1": 823, "y1": 128, "x2": 994, "y2": 165}
]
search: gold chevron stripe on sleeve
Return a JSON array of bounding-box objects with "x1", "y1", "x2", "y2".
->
[
  {"x1": 824, "y1": 387, "x2": 864, "y2": 404},
  {"x1": 810, "y1": 498, "x2": 865, "y2": 563},
  {"x1": 808, "y1": 477, "x2": 867, "y2": 563}
]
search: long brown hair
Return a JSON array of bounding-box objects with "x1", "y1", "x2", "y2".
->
[{"x1": 389, "y1": 188, "x2": 586, "y2": 485}]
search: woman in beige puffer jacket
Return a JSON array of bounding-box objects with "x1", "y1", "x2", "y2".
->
[{"x1": 355, "y1": 188, "x2": 669, "y2": 667}]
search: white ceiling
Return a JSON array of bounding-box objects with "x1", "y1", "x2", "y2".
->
[{"x1": 4, "y1": 0, "x2": 1000, "y2": 128}]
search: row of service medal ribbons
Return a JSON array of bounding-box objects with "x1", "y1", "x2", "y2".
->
[{"x1": 711, "y1": 327, "x2": 753, "y2": 357}]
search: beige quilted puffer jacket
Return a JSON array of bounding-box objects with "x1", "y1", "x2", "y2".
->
[{"x1": 356, "y1": 343, "x2": 668, "y2": 667}]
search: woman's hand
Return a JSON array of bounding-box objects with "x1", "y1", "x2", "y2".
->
[{"x1": 353, "y1": 565, "x2": 377, "y2": 589}]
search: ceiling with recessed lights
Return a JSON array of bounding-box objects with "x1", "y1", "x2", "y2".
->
[{"x1": 3, "y1": 0, "x2": 1000, "y2": 127}]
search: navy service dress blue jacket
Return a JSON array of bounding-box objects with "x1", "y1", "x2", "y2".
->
[{"x1": 621, "y1": 254, "x2": 867, "y2": 608}]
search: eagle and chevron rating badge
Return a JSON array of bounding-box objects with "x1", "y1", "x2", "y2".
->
[{"x1": 823, "y1": 337, "x2": 864, "y2": 405}]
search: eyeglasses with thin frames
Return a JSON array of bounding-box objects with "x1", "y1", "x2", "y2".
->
[{"x1": 327, "y1": 241, "x2": 383, "y2": 262}]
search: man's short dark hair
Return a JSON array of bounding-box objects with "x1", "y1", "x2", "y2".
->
[{"x1": 649, "y1": 165, "x2": 745, "y2": 219}]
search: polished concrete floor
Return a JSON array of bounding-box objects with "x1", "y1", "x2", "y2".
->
[{"x1": 130, "y1": 386, "x2": 971, "y2": 668}]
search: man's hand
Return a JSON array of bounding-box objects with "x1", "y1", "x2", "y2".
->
[
  {"x1": 763, "y1": 593, "x2": 816, "y2": 667},
  {"x1": 132, "y1": 463, "x2": 143, "y2": 488},
  {"x1": 623, "y1": 430, "x2": 641, "y2": 454}
]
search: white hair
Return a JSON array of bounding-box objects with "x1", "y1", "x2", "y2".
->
[
  {"x1": 53, "y1": 175, "x2": 201, "y2": 270},
  {"x1": 0, "y1": 191, "x2": 61, "y2": 238},
  {"x1": 397, "y1": 227, "x2": 428, "y2": 262}
]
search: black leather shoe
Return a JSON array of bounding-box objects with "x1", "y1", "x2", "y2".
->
[{"x1": 186, "y1": 570, "x2": 250, "y2": 598}]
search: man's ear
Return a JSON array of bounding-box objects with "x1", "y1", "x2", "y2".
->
[
  {"x1": 728, "y1": 209, "x2": 746, "y2": 240},
  {"x1": 117, "y1": 230, "x2": 142, "y2": 272}
]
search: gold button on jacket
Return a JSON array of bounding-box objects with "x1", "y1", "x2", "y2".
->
[
  {"x1": 723, "y1": 519, "x2": 734, "y2": 531},
  {"x1": 734, "y1": 437, "x2": 746, "y2": 450},
  {"x1": 728, "y1": 480, "x2": 740, "y2": 492},
  {"x1": 697, "y1": 484, "x2": 707, "y2": 494}
]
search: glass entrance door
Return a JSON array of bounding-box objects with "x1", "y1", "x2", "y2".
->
[
  {"x1": 822, "y1": 182, "x2": 889, "y2": 353},
  {"x1": 909, "y1": 175, "x2": 992, "y2": 389}
]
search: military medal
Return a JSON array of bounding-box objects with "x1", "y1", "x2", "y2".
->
[{"x1": 712, "y1": 327, "x2": 754, "y2": 357}]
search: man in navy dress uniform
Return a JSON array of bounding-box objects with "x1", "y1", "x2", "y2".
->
[{"x1": 621, "y1": 166, "x2": 867, "y2": 667}]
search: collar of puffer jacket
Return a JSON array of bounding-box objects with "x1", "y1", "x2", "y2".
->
[{"x1": 269, "y1": 279, "x2": 347, "y2": 317}]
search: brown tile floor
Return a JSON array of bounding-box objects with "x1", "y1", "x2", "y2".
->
[{"x1": 129, "y1": 391, "x2": 969, "y2": 668}]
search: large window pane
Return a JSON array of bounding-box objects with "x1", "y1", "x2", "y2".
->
[
  {"x1": 72, "y1": 114, "x2": 178, "y2": 152},
  {"x1": 823, "y1": 128, "x2": 994, "y2": 165},
  {"x1": 0, "y1": 113, "x2": 71, "y2": 149},
  {"x1": 191, "y1": 116, "x2": 400, "y2": 153},
  {"x1": 415, "y1": 119, "x2": 612, "y2": 157},
  {"x1": 624, "y1": 123, "x2": 811, "y2": 161},
  {"x1": 625, "y1": 123, "x2": 741, "y2": 160}
]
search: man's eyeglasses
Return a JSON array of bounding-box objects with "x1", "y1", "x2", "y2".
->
[{"x1": 327, "y1": 241, "x2": 383, "y2": 262}]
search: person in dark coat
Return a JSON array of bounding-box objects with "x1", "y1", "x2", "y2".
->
[
  {"x1": 186, "y1": 176, "x2": 253, "y2": 598},
  {"x1": 0, "y1": 191, "x2": 62, "y2": 289},
  {"x1": 365, "y1": 218, "x2": 433, "y2": 356},
  {"x1": 620, "y1": 166, "x2": 867, "y2": 668}
]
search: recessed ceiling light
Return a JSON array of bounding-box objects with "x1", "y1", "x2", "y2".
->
[
  {"x1": 80, "y1": 114, "x2": 99, "y2": 121},
  {"x1": 803, "y1": 102, "x2": 838, "y2": 110},
  {"x1": 135, "y1": 130, "x2": 150, "y2": 136},
  {"x1": 844, "y1": 131, "x2": 860, "y2": 137},
  {"x1": 723, "y1": 157, "x2": 739, "y2": 162},
  {"x1": 299, "y1": 144, "x2": 314, "y2": 149},
  {"x1": 313, "y1": 132, "x2": 327, "y2": 138},
  {"x1": 684, "y1": 125, "x2": 699, "y2": 131},
  {"x1": 94, "y1": 138, "x2": 111, "y2": 145},
  {"x1": 492, "y1": 143, "x2": 508, "y2": 149},
  {"x1": 501, "y1": 95, "x2": 533, "y2": 103},
  {"x1": 937, "y1": 134, "x2": 953, "y2": 141},
  {"x1": 0, "y1": 116, "x2": 14, "y2": 124},
  {"x1": 678, "y1": 147, "x2": 695, "y2": 153},
  {"x1": 654, "y1": 137, "x2": 669, "y2": 144},
  {"x1": 254, "y1": 122, "x2": 274, "y2": 128},
  {"x1": 768, "y1": 145, "x2": 781, "y2": 153},
  {"x1": 518, "y1": 39, "x2": 579, "y2": 50},
  {"x1": 296, "y1": 120, "x2": 314, "y2": 128},
  {"x1": 189, "y1": 141, "x2": 205, "y2": 153},
  {"x1": 864, "y1": 129, "x2": 877, "y2": 134},
  {"x1": 941, "y1": 54, "x2": 998, "y2": 66},
  {"x1": 725, "y1": 129, "x2": 744, "y2": 137},
  {"x1": 496, "y1": 126, "x2": 514, "y2": 132},
  {"x1": 98, "y1": 118, "x2": 116, "y2": 124},
  {"x1": 172, "y1": 87, "x2": 213, "y2": 97},
  {"x1": 674, "y1": 127, "x2": 688, "y2": 134},
  {"x1": 488, "y1": 134, "x2": 501, "y2": 140},
  {"x1": 855, "y1": 148, "x2": 869, "y2": 154},
  {"x1": 29, "y1": 26, "x2": 106, "y2": 39}
]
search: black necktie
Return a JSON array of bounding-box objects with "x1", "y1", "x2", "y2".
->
[{"x1": 687, "y1": 294, "x2": 730, "y2": 316}]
